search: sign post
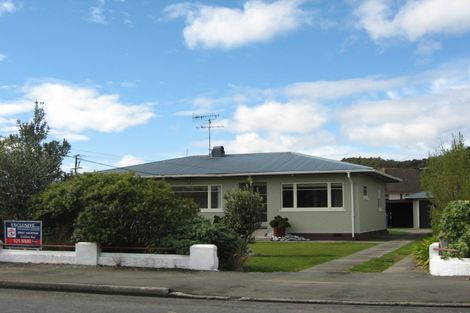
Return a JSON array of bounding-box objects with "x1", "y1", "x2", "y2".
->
[{"x1": 3, "y1": 220, "x2": 42, "y2": 249}]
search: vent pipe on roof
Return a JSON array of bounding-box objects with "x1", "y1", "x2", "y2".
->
[{"x1": 211, "y1": 146, "x2": 225, "y2": 157}]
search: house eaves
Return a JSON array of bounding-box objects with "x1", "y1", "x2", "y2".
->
[{"x1": 110, "y1": 168, "x2": 401, "y2": 183}]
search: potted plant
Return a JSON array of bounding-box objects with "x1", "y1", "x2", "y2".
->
[{"x1": 269, "y1": 215, "x2": 291, "y2": 237}]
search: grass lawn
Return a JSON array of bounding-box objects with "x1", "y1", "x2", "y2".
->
[
  {"x1": 244, "y1": 242, "x2": 376, "y2": 272},
  {"x1": 349, "y1": 238, "x2": 423, "y2": 272}
]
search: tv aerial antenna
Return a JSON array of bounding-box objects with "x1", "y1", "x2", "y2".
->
[{"x1": 192, "y1": 113, "x2": 223, "y2": 156}]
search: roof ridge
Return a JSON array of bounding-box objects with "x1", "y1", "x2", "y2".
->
[{"x1": 290, "y1": 152, "x2": 373, "y2": 169}]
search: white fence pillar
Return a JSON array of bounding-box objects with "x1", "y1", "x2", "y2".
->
[
  {"x1": 75, "y1": 242, "x2": 99, "y2": 266},
  {"x1": 189, "y1": 244, "x2": 218, "y2": 271},
  {"x1": 429, "y1": 242, "x2": 440, "y2": 275}
]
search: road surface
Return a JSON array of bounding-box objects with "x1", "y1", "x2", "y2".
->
[{"x1": 0, "y1": 288, "x2": 468, "y2": 313}]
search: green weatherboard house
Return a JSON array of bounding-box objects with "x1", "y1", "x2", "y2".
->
[{"x1": 107, "y1": 146, "x2": 400, "y2": 239}]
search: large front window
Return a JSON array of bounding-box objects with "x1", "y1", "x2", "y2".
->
[
  {"x1": 172, "y1": 185, "x2": 221, "y2": 210},
  {"x1": 297, "y1": 183, "x2": 328, "y2": 208},
  {"x1": 282, "y1": 182, "x2": 343, "y2": 210}
]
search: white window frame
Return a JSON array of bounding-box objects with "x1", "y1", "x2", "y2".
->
[
  {"x1": 281, "y1": 182, "x2": 345, "y2": 212},
  {"x1": 172, "y1": 185, "x2": 223, "y2": 212}
]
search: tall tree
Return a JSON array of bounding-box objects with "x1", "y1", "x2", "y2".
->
[
  {"x1": 421, "y1": 133, "x2": 470, "y2": 230},
  {"x1": 0, "y1": 103, "x2": 71, "y2": 221}
]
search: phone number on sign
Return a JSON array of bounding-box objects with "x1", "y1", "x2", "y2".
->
[{"x1": 5, "y1": 238, "x2": 40, "y2": 245}]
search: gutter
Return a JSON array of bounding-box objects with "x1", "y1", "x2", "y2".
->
[
  {"x1": 124, "y1": 169, "x2": 401, "y2": 182},
  {"x1": 347, "y1": 172, "x2": 355, "y2": 239}
]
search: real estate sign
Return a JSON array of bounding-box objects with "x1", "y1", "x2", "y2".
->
[{"x1": 4, "y1": 220, "x2": 42, "y2": 248}]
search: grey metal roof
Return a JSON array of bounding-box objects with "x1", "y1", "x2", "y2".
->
[{"x1": 104, "y1": 151, "x2": 400, "y2": 182}]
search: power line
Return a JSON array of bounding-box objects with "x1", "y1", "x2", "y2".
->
[
  {"x1": 69, "y1": 154, "x2": 236, "y2": 177},
  {"x1": 69, "y1": 148, "x2": 154, "y2": 163},
  {"x1": 77, "y1": 157, "x2": 159, "y2": 176}
]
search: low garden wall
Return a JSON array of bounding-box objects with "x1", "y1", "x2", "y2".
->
[
  {"x1": 429, "y1": 242, "x2": 470, "y2": 276},
  {"x1": 0, "y1": 242, "x2": 218, "y2": 271}
]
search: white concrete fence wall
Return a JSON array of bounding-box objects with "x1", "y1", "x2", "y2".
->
[
  {"x1": 429, "y1": 242, "x2": 470, "y2": 276},
  {"x1": 0, "y1": 242, "x2": 218, "y2": 271}
]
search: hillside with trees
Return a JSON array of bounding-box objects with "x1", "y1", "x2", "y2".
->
[{"x1": 341, "y1": 156, "x2": 427, "y2": 170}]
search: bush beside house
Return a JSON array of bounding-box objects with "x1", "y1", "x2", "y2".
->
[{"x1": 222, "y1": 182, "x2": 264, "y2": 245}]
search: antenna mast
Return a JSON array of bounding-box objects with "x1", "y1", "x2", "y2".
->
[{"x1": 192, "y1": 113, "x2": 223, "y2": 156}]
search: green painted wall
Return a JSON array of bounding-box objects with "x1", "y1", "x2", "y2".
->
[{"x1": 163, "y1": 172, "x2": 387, "y2": 235}]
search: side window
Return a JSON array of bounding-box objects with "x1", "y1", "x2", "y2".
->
[
  {"x1": 331, "y1": 183, "x2": 343, "y2": 208},
  {"x1": 377, "y1": 189, "x2": 382, "y2": 211},
  {"x1": 363, "y1": 186, "x2": 368, "y2": 200},
  {"x1": 282, "y1": 184, "x2": 294, "y2": 208}
]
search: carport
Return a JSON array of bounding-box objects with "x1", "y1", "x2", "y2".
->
[{"x1": 386, "y1": 200, "x2": 413, "y2": 228}]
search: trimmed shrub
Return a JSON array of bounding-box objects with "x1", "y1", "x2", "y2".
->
[
  {"x1": 162, "y1": 217, "x2": 245, "y2": 270},
  {"x1": 31, "y1": 172, "x2": 198, "y2": 247},
  {"x1": 222, "y1": 183, "x2": 263, "y2": 244},
  {"x1": 439, "y1": 200, "x2": 470, "y2": 258}
]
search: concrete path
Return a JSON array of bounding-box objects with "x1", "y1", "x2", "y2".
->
[
  {"x1": 302, "y1": 239, "x2": 412, "y2": 272},
  {"x1": 384, "y1": 255, "x2": 422, "y2": 273}
]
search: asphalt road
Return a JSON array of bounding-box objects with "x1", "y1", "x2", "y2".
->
[{"x1": 0, "y1": 289, "x2": 469, "y2": 313}]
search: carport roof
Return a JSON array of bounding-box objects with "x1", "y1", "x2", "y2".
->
[
  {"x1": 404, "y1": 191, "x2": 433, "y2": 199},
  {"x1": 104, "y1": 151, "x2": 400, "y2": 183}
]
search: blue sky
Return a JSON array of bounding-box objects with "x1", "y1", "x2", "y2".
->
[{"x1": 1, "y1": 0, "x2": 470, "y2": 172}]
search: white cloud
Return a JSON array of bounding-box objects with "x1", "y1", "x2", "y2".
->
[
  {"x1": 89, "y1": 0, "x2": 107, "y2": 24},
  {"x1": 339, "y1": 85, "x2": 470, "y2": 149},
  {"x1": 0, "y1": 101, "x2": 31, "y2": 115},
  {"x1": 0, "y1": 82, "x2": 155, "y2": 140},
  {"x1": 116, "y1": 154, "x2": 144, "y2": 167},
  {"x1": 220, "y1": 99, "x2": 334, "y2": 154},
  {"x1": 230, "y1": 101, "x2": 326, "y2": 134},
  {"x1": 164, "y1": 0, "x2": 308, "y2": 49},
  {"x1": 285, "y1": 77, "x2": 404, "y2": 100},
  {"x1": 416, "y1": 40, "x2": 442, "y2": 55},
  {"x1": 356, "y1": 0, "x2": 470, "y2": 41},
  {"x1": 0, "y1": 0, "x2": 16, "y2": 15},
  {"x1": 225, "y1": 131, "x2": 335, "y2": 154},
  {"x1": 0, "y1": 53, "x2": 6, "y2": 61}
]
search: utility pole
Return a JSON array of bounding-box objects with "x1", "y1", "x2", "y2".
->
[
  {"x1": 73, "y1": 154, "x2": 81, "y2": 175},
  {"x1": 192, "y1": 114, "x2": 223, "y2": 156}
]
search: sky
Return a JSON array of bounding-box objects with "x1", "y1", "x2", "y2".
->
[{"x1": 1, "y1": 0, "x2": 470, "y2": 172}]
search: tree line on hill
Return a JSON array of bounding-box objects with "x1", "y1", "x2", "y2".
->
[{"x1": 341, "y1": 156, "x2": 427, "y2": 170}]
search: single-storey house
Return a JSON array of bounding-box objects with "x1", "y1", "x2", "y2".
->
[
  {"x1": 108, "y1": 147, "x2": 400, "y2": 239},
  {"x1": 383, "y1": 168, "x2": 431, "y2": 229}
]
